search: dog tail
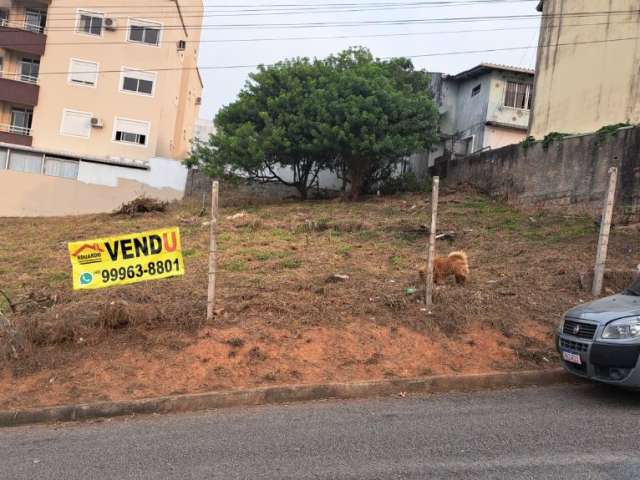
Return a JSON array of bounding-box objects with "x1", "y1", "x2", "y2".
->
[{"x1": 448, "y1": 251, "x2": 469, "y2": 274}]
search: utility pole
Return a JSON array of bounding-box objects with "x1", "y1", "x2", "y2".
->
[
  {"x1": 425, "y1": 176, "x2": 440, "y2": 309},
  {"x1": 592, "y1": 167, "x2": 618, "y2": 297},
  {"x1": 207, "y1": 181, "x2": 219, "y2": 321}
]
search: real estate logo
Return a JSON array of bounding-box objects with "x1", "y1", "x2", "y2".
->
[{"x1": 71, "y1": 243, "x2": 104, "y2": 265}]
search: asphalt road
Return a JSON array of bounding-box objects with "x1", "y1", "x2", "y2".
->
[{"x1": 2, "y1": 384, "x2": 640, "y2": 479}]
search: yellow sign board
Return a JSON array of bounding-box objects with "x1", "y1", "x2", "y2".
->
[{"x1": 68, "y1": 227, "x2": 184, "y2": 290}]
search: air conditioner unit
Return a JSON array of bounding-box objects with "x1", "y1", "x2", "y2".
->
[
  {"x1": 91, "y1": 117, "x2": 103, "y2": 128},
  {"x1": 104, "y1": 18, "x2": 118, "y2": 31},
  {"x1": 177, "y1": 40, "x2": 187, "y2": 51}
]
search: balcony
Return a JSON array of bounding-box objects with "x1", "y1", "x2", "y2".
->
[
  {"x1": 0, "y1": 72, "x2": 39, "y2": 106},
  {"x1": 0, "y1": 123, "x2": 32, "y2": 147},
  {"x1": 0, "y1": 18, "x2": 46, "y2": 56}
]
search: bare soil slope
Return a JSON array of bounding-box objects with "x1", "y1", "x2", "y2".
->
[{"x1": 1, "y1": 192, "x2": 637, "y2": 409}]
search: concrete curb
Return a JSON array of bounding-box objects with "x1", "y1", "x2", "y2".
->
[{"x1": 0, "y1": 369, "x2": 576, "y2": 428}]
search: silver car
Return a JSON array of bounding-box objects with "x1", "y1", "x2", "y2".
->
[{"x1": 557, "y1": 277, "x2": 640, "y2": 386}]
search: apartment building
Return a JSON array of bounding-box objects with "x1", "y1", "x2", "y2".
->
[
  {"x1": 0, "y1": 0, "x2": 204, "y2": 216},
  {"x1": 415, "y1": 63, "x2": 534, "y2": 175},
  {"x1": 530, "y1": 0, "x2": 640, "y2": 137}
]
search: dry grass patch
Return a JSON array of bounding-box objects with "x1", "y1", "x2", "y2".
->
[{"x1": 1, "y1": 190, "x2": 638, "y2": 409}]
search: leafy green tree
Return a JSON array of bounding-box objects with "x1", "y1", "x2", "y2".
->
[
  {"x1": 186, "y1": 47, "x2": 439, "y2": 200},
  {"x1": 323, "y1": 48, "x2": 439, "y2": 199}
]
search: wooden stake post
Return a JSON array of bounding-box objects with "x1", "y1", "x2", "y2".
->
[
  {"x1": 207, "y1": 181, "x2": 219, "y2": 321},
  {"x1": 425, "y1": 177, "x2": 440, "y2": 308},
  {"x1": 592, "y1": 167, "x2": 618, "y2": 297}
]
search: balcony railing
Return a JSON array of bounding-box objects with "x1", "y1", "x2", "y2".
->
[
  {"x1": 0, "y1": 18, "x2": 45, "y2": 34},
  {"x1": 0, "y1": 123, "x2": 31, "y2": 137},
  {"x1": 0, "y1": 70, "x2": 39, "y2": 85}
]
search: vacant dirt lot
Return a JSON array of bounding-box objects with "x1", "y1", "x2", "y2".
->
[{"x1": 1, "y1": 190, "x2": 638, "y2": 409}]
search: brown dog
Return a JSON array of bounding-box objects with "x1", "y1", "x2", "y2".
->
[{"x1": 419, "y1": 251, "x2": 469, "y2": 285}]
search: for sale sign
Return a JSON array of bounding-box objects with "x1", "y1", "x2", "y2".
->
[{"x1": 68, "y1": 227, "x2": 184, "y2": 290}]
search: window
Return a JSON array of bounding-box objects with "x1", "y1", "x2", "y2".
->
[
  {"x1": 128, "y1": 19, "x2": 161, "y2": 46},
  {"x1": 69, "y1": 59, "x2": 98, "y2": 86},
  {"x1": 454, "y1": 136, "x2": 474, "y2": 156},
  {"x1": 0, "y1": 10, "x2": 8, "y2": 27},
  {"x1": 0, "y1": 57, "x2": 3, "y2": 75},
  {"x1": 471, "y1": 84, "x2": 481, "y2": 97},
  {"x1": 504, "y1": 81, "x2": 533, "y2": 110},
  {"x1": 20, "y1": 58, "x2": 39, "y2": 83},
  {"x1": 60, "y1": 109, "x2": 92, "y2": 138},
  {"x1": 0, "y1": 148, "x2": 7, "y2": 169},
  {"x1": 77, "y1": 10, "x2": 103, "y2": 36},
  {"x1": 24, "y1": 9, "x2": 46, "y2": 33},
  {"x1": 113, "y1": 117, "x2": 150, "y2": 146},
  {"x1": 10, "y1": 108, "x2": 33, "y2": 135},
  {"x1": 120, "y1": 68, "x2": 156, "y2": 95},
  {"x1": 8, "y1": 150, "x2": 42, "y2": 174},
  {"x1": 44, "y1": 156, "x2": 79, "y2": 179}
]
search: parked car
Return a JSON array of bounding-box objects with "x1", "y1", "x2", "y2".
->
[{"x1": 557, "y1": 276, "x2": 640, "y2": 386}]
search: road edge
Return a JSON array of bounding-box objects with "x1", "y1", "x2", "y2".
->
[{"x1": 0, "y1": 369, "x2": 576, "y2": 428}]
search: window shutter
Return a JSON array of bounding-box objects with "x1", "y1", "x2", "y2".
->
[
  {"x1": 69, "y1": 59, "x2": 98, "y2": 85},
  {"x1": 115, "y1": 118, "x2": 149, "y2": 136},
  {"x1": 61, "y1": 110, "x2": 92, "y2": 138}
]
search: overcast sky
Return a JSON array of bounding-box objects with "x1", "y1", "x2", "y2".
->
[{"x1": 196, "y1": 0, "x2": 541, "y2": 120}]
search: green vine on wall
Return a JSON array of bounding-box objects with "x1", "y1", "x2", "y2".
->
[
  {"x1": 541, "y1": 132, "x2": 571, "y2": 151},
  {"x1": 520, "y1": 136, "x2": 536, "y2": 152}
]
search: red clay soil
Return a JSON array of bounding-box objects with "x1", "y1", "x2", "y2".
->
[{"x1": 0, "y1": 321, "x2": 550, "y2": 409}]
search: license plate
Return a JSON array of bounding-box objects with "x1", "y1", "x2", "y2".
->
[{"x1": 562, "y1": 351, "x2": 582, "y2": 365}]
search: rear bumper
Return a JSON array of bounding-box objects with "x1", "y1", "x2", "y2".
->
[{"x1": 556, "y1": 331, "x2": 640, "y2": 386}]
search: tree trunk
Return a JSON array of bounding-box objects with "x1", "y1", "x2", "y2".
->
[
  {"x1": 347, "y1": 156, "x2": 367, "y2": 201},
  {"x1": 297, "y1": 184, "x2": 309, "y2": 201}
]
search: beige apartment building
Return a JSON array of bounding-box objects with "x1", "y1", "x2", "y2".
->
[
  {"x1": 0, "y1": 0, "x2": 204, "y2": 216},
  {"x1": 529, "y1": 0, "x2": 640, "y2": 137},
  {"x1": 0, "y1": 0, "x2": 202, "y2": 158}
]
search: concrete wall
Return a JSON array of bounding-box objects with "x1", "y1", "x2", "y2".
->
[
  {"x1": 184, "y1": 169, "x2": 301, "y2": 206},
  {"x1": 0, "y1": 156, "x2": 187, "y2": 217},
  {"x1": 530, "y1": 0, "x2": 640, "y2": 138},
  {"x1": 440, "y1": 125, "x2": 640, "y2": 219}
]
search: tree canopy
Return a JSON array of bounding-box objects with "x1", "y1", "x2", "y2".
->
[{"x1": 186, "y1": 47, "x2": 439, "y2": 200}]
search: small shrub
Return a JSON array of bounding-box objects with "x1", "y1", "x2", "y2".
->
[
  {"x1": 224, "y1": 259, "x2": 249, "y2": 272},
  {"x1": 113, "y1": 196, "x2": 168, "y2": 216},
  {"x1": 378, "y1": 172, "x2": 432, "y2": 195},
  {"x1": 389, "y1": 255, "x2": 402, "y2": 267},
  {"x1": 226, "y1": 337, "x2": 245, "y2": 348},
  {"x1": 357, "y1": 230, "x2": 379, "y2": 241},
  {"x1": 247, "y1": 346, "x2": 267, "y2": 362},
  {"x1": 295, "y1": 218, "x2": 330, "y2": 233},
  {"x1": 254, "y1": 251, "x2": 275, "y2": 261},
  {"x1": 281, "y1": 258, "x2": 301, "y2": 269}
]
